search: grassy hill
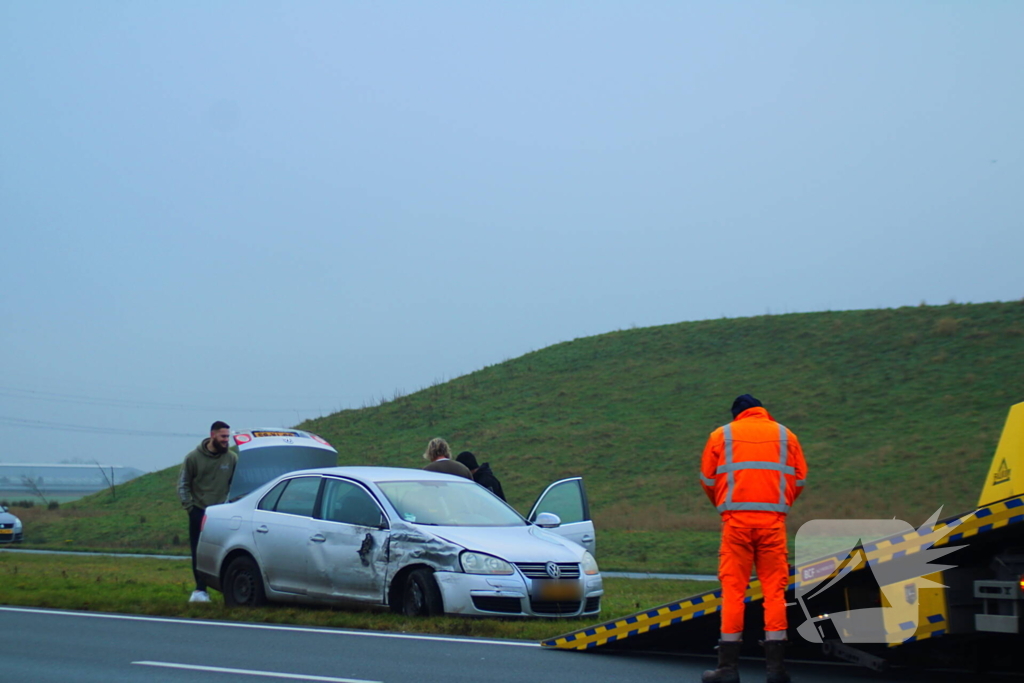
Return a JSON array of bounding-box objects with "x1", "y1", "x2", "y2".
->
[{"x1": 15, "y1": 301, "x2": 1024, "y2": 572}]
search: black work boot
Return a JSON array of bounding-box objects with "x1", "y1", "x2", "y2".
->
[
  {"x1": 701, "y1": 640, "x2": 741, "y2": 683},
  {"x1": 762, "y1": 640, "x2": 791, "y2": 683}
]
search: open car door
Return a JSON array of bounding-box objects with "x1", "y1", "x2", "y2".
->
[{"x1": 527, "y1": 477, "x2": 596, "y2": 556}]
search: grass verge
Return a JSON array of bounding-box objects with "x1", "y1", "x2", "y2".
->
[
  {"x1": 598, "y1": 529, "x2": 720, "y2": 574},
  {"x1": 0, "y1": 552, "x2": 714, "y2": 641}
]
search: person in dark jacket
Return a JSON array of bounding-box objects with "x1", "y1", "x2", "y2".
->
[{"x1": 456, "y1": 451, "x2": 506, "y2": 501}]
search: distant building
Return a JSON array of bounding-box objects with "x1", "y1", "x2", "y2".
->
[{"x1": 0, "y1": 463, "x2": 145, "y2": 497}]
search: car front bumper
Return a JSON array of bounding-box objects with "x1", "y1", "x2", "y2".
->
[{"x1": 434, "y1": 571, "x2": 603, "y2": 618}]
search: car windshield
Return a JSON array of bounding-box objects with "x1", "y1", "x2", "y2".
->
[{"x1": 377, "y1": 480, "x2": 527, "y2": 527}]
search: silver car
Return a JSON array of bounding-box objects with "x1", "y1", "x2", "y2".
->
[
  {"x1": 196, "y1": 466, "x2": 602, "y2": 618},
  {"x1": 0, "y1": 504, "x2": 24, "y2": 544}
]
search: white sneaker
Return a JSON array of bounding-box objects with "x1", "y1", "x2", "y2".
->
[{"x1": 189, "y1": 590, "x2": 211, "y2": 603}]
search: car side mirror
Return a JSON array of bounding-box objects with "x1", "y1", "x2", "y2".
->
[
  {"x1": 534, "y1": 512, "x2": 562, "y2": 528},
  {"x1": 377, "y1": 513, "x2": 390, "y2": 530}
]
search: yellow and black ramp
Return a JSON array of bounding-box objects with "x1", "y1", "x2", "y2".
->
[
  {"x1": 541, "y1": 584, "x2": 755, "y2": 653},
  {"x1": 541, "y1": 589, "x2": 721, "y2": 650}
]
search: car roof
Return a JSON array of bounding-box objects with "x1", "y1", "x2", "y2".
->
[
  {"x1": 230, "y1": 428, "x2": 337, "y2": 454},
  {"x1": 290, "y1": 465, "x2": 472, "y2": 484}
]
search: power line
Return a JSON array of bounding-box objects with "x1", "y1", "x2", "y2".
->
[
  {"x1": 0, "y1": 415, "x2": 203, "y2": 438},
  {"x1": 0, "y1": 372, "x2": 346, "y2": 401},
  {"x1": 0, "y1": 386, "x2": 330, "y2": 413}
]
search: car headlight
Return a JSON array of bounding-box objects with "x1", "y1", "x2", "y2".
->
[
  {"x1": 460, "y1": 551, "x2": 514, "y2": 575},
  {"x1": 581, "y1": 551, "x2": 599, "y2": 576}
]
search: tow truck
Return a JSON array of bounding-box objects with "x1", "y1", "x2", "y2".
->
[{"x1": 543, "y1": 401, "x2": 1024, "y2": 673}]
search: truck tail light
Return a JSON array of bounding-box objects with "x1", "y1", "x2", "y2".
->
[{"x1": 201, "y1": 513, "x2": 207, "y2": 532}]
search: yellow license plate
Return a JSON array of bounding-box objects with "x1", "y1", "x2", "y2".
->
[
  {"x1": 536, "y1": 580, "x2": 582, "y2": 601},
  {"x1": 0, "y1": 529, "x2": 12, "y2": 535}
]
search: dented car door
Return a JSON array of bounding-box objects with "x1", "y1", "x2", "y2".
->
[{"x1": 307, "y1": 477, "x2": 390, "y2": 603}]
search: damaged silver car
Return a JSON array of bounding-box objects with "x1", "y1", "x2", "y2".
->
[{"x1": 196, "y1": 466, "x2": 602, "y2": 618}]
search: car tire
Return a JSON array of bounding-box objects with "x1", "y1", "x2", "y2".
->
[
  {"x1": 401, "y1": 568, "x2": 443, "y2": 617},
  {"x1": 223, "y1": 555, "x2": 267, "y2": 608}
]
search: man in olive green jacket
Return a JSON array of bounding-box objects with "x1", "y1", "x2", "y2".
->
[{"x1": 178, "y1": 421, "x2": 237, "y2": 603}]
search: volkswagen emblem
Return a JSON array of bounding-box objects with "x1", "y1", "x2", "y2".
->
[{"x1": 545, "y1": 562, "x2": 561, "y2": 579}]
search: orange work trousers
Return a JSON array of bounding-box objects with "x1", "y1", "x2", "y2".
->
[{"x1": 718, "y1": 520, "x2": 789, "y2": 635}]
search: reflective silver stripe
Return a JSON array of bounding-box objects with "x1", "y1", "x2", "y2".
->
[
  {"x1": 777, "y1": 423, "x2": 789, "y2": 468},
  {"x1": 715, "y1": 421, "x2": 794, "y2": 514},
  {"x1": 723, "y1": 424, "x2": 734, "y2": 508},
  {"x1": 777, "y1": 423, "x2": 788, "y2": 507},
  {"x1": 716, "y1": 462, "x2": 795, "y2": 475},
  {"x1": 700, "y1": 474, "x2": 717, "y2": 487},
  {"x1": 796, "y1": 479, "x2": 806, "y2": 487},
  {"x1": 717, "y1": 501, "x2": 791, "y2": 513}
]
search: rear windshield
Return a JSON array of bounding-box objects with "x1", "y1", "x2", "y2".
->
[
  {"x1": 229, "y1": 445, "x2": 337, "y2": 501},
  {"x1": 377, "y1": 480, "x2": 526, "y2": 527}
]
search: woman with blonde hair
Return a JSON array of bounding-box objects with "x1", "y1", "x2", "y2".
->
[{"x1": 422, "y1": 437, "x2": 473, "y2": 479}]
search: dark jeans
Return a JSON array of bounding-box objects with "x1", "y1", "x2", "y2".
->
[{"x1": 188, "y1": 506, "x2": 206, "y2": 591}]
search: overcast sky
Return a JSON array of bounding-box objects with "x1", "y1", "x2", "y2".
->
[{"x1": 2, "y1": 2, "x2": 1021, "y2": 473}]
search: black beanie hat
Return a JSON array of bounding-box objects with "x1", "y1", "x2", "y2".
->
[
  {"x1": 731, "y1": 394, "x2": 763, "y2": 418},
  {"x1": 456, "y1": 451, "x2": 479, "y2": 469}
]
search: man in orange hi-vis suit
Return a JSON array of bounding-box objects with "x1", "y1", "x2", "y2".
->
[{"x1": 700, "y1": 395, "x2": 807, "y2": 683}]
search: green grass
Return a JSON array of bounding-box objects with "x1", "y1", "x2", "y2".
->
[
  {"x1": 11, "y1": 467, "x2": 191, "y2": 554},
  {"x1": 15, "y1": 301, "x2": 1024, "y2": 575},
  {"x1": 0, "y1": 492, "x2": 89, "y2": 506},
  {"x1": 0, "y1": 552, "x2": 710, "y2": 640},
  {"x1": 599, "y1": 530, "x2": 721, "y2": 574}
]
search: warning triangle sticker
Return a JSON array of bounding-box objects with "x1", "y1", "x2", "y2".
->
[{"x1": 994, "y1": 458, "x2": 1011, "y2": 485}]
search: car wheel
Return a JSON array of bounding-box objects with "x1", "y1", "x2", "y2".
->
[
  {"x1": 223, "y1": 555, "x2": 267, "y2": 607},
  {"x1": 401, "y1": 568, "x2": 443, "y2": 617}
]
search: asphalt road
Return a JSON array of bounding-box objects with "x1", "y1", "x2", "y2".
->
[{"x1": 1, "y1": 606, "x2": 989, "y2": 683}]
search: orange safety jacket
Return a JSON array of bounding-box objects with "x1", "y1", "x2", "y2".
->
[{"x1": 700, "y1": 407, "x2": 807, "y2": 526}]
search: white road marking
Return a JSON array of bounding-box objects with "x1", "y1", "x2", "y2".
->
[
  {"x1": 133, "y1": 661, "x2": 380, "y2": 682},
  {"x1": 0, "y1": 606, "x2": 538, "y2": 647}
]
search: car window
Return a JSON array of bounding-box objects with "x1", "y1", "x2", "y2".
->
[
  {"x1": 532, "y1": 479, "x2": 585, "y2": 524},
  {"x1": 320, "y1": 478, "x2": 385, "y2": 527},
  {"x1": 377, "y1": 480, "x2": 526, "y2": 527},
  {"x1": 270, "y1": 476, "x2": 321, "y2": 517},
  {"x1": 257, "y1": 480, "x2": 289, "y2": 511}
]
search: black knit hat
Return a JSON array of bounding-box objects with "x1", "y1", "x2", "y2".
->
[
  {"x1": 456, "y1": 451, "x2": 479, "y2": 469},
  {"x1": 731, "y1": 394, "x2": 763, "y2": 418}
]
